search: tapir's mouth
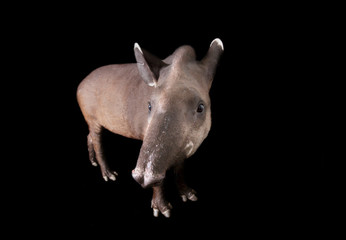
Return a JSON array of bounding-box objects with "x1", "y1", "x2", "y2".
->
[{"x1": 132, "y1": 168, "x2": 166, "y2": 188}]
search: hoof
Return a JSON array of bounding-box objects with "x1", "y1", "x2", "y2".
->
[
  {"x1": 102, "y1": 170, "x2": 118, "y2": 181},
  {"x1": 151, "y1": 201, "x2": 172, "y2": 218},
  {"x1": 180, "y1": 189, "x2": 198, "y2": 202}
]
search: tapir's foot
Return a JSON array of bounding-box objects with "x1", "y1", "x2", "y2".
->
[
  {"x1": 101, "y1": 168, "x2": 118, "y2": 182},
  {"x1": 151, "y1": 198, "x2": 172, "y2": 218},
  {"x1": 151, "y1": 186, "x2": 172, "y2": 218},
  {"x1": 179, "y1": 186, "x2": 198, "y2": 202}
]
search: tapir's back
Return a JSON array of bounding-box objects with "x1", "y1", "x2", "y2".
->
[{"x1": 77, "y1": 64, "x2": 152, "y2": 140}]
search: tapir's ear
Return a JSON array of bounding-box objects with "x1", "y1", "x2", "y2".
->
[
  {"x1": 134, "y1": 43, "x2": 167, "y2": 87},
  {"x1": 201, "y1": 38, "x2": 224, "y2": 86}
]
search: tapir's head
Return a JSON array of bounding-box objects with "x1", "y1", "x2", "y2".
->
[{"x1": 132, "y1": 39, "x2": 224, "y2": 188}]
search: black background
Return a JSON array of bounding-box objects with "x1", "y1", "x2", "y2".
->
[{"x1": 5, "y1": 2, "x2": 326, "y2": 237}]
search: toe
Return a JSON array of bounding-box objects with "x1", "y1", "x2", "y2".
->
[
  {"x1": 108, "y1": 174, "x2": 116, "y2": 181},
  {"x1": 151, "y1": 201, "x2": 172, "y2": 218},
  {"x1": 187, "y1": 192, "x2": 198, "y2": 201},
  {"x1": 102, "y1": 170, "x2": 118, "y2": 181},
  {"x1": 153, "y1": 208, "x2": 160, "y2": 217},
  {"x1": 181, "y1": 189, "x2": 198, "y2": 202},
  {"x1": 162, "y1": 209, "x2": 171, "y2": 218}
]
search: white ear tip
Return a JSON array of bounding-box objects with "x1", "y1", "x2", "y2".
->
[
  {"x1": 134, "y1": 42, "x2": 143, "y2": 54},
  {"x1": 210, "y1": 38, "x2": 224, "y2": 50}
]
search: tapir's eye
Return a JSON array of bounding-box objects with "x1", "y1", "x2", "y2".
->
[
  {"x1": 197, "y1": 103, "x2": 205, "y2": 113},
  {"x1": 148, "y1": 102, "x2": 152, "y2": 112}
]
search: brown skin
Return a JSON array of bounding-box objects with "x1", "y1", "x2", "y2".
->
[{"x1": 77, "y1": 39, "x2": 223, "y2": 217}]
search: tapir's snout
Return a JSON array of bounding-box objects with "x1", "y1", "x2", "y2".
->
[{"x1": 132, "y1": 168, "x2": 166, "y2": 188}]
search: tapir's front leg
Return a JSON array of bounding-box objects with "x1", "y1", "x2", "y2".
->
[
  {"x1": 151, "y1": 185, "x2": 172, "y2": 218},
  {"x1": 174, "y1": 164, "x2": 198, "y2": 202}
]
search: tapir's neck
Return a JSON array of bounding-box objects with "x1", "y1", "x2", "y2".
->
[{"x1": 120, "y1": 65, "x2": 155, "y2": 140}]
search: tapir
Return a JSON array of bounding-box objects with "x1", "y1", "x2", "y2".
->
[{"x1": 77, "y1": 38, "x2": 224, "y2": 217}]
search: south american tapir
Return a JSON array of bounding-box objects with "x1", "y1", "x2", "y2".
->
[{"x1": 77, "y1": 38, "x2": 224, "y2": 217}]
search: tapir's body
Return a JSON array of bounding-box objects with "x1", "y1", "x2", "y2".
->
[
  {"x1": 78, "y1": 64, "x2": 152, "y2": 140},
  {"x1": 77, "y1": 39, "x2": 223, "y2": 217}
]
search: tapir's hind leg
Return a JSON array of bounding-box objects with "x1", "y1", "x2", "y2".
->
[
  {"x1": 87, "y1": 126, "x2": 118, "y2": 181},
  {"x1": 87, "y1": 134, "x2": 97, "y2": 166}
]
